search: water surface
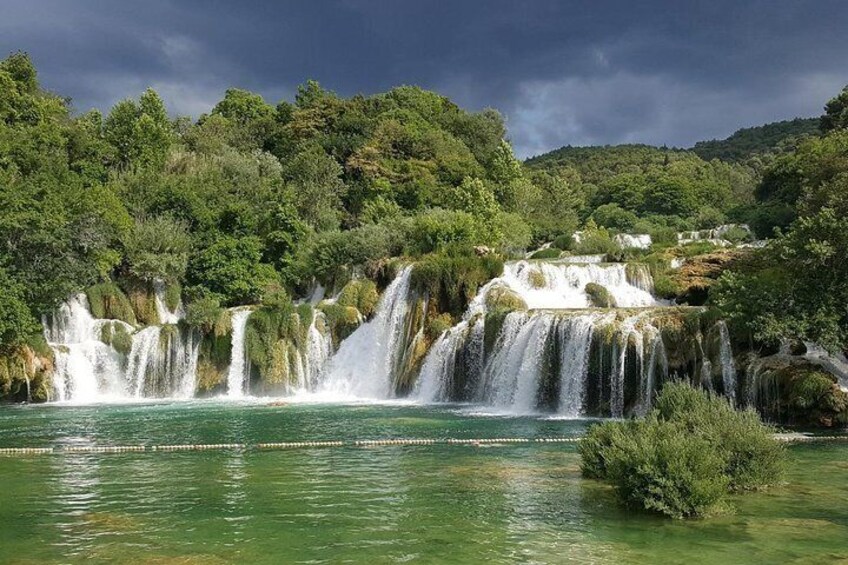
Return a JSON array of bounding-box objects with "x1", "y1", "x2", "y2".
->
[{"x1": 1, "y1": 401, "x2": 846, "y2": 564}]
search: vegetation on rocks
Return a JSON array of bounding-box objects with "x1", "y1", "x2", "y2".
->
[{"x1": 580, "y1": 383, "x2": 785, "y2": 519}]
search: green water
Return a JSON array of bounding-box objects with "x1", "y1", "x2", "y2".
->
[{"x1": 1, "y1": 400, "x2": 847, "y2": 564}]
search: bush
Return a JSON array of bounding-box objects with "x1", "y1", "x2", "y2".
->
[
  {"x1": 85, "y1": 283, "x2": 137, "y2": 325},
  {"x1": 585, "y1": 283, "x2": 616, "y2": 308},
  {"x1": 529, "y1": 248, "x2": 561, "y2": 259},
  {"x1": 579, "y1": 383, "x2": 785, "y2": 518},
  {"x1": 124, "y1": 215, "x2": 191, "y2": 282},
  {"x1": 552, "y1": 234, "x2": 574, "y2": 251},
  {"x1": 411, "y1": 252, "x2": 504, "y2": 317}
]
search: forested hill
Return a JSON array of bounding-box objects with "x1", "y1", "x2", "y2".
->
[{"x1": 691, "y1": 117, "x2": 820, "y2": 161}]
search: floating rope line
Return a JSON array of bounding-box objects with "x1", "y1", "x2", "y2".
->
[{"x1": 0, "y1": 434, "x2": 844, "y2": 456}]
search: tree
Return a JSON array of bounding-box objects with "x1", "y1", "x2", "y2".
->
[
  {"x1": 104, "y1": 88, "x2": 172, "y2": 169},
  {"x1": 284, "y1": 145, "x2": 346, "y2": 231},
  {"x1": 821, "y1": 85, "x2": 848, "y2": 133},
  {"x1": 187, "y1": 236, "x2": 280, "y2": 305},
  {"x1": 0, "y1": 267, "x2": 38, "y2": 347}
]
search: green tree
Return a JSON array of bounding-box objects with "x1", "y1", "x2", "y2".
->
[
  {"x1": 187, "y1": 236, "x2": 280, "y2": 305},
  {"x1": 821, "y1": 85, "x2": 848, "y2": 133}
]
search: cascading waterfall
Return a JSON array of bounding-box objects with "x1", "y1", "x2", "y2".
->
[
  {"x1": 126, "y1": 325, "x2": 199, "y2": 398},
  {"x1": 412, "y1": 258, "x2": 738, "y2": 416},
  {"x1": 319, "y1": 266, "x2": 414, "y2": 399},
  {"x1": 45, "y1": 288, "x2": 199, "y2": 402},
  {"x1": 717, "y1": 321, "x2": 737, "y2": 404},
  {"x1": 43, "y1": 294, "x2": 127, "y2": 402},
  {"x1": 226, "y1": 309, "x2": 252, "y2": 398},
  {"x1": 153, "y1": 279, "x2": 184, "y2": 325},
  {"x1": 496, "y1": 261, "x2": 659, "y2": 309}
]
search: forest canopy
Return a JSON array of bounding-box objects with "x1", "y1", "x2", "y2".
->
[{"x1": 1, "y1": 51, "x2": 846, "y2": 360}]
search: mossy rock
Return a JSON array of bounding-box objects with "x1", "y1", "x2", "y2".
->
[
  {"x1": 754, "y1": 362, "x2": 848, "y2": 427},
  {"x1": 99, "y1": 322, "x2": 133, "y2": 356},
  {"x1": 426, "y1": 313, "x2": 454, "y2": 341},
  {"x1": 86, "y1": 283, "x2": 138, "y2": 325},
  {"x1": 585, "y1": 283, "x2": 617, "y2": 308},
  {"x1": 337, "y1": 279, "x2": 380, "y2": 319},
  {"x1": 484, "y1": 286, "x2": 527, "y2": 313},
  {"x1": 318, "y1": 302, "x2": 363, "y2": 345},
  {"x1": 529, "y1": 248, "x2": 561, "y2": 260},
  {"x1": 528, "y1": 269, "x2": 547, "y2": 289},
  {"x1": 123, "y1": 279, "x2": 159, "y2": 326},
  {"x1": 195, "y1": 359, "x2": 226, "y2": 394},
  {"x1": 0, "y1": 346, "x2": 52, "y2": 403}
]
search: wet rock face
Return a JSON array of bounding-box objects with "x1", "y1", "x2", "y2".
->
[
  {"x1": 672, "y1": 250, "x2": 746, "y2": 305},
  {"x1": 748, "y1": 360, "x2": 848, "y2": 427}
]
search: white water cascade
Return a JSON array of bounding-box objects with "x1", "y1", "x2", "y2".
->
[
  {"x1": 717, "y1": 321, "x2": 737, "y2": 405},
  {"x1": 495, "y1": 261, "x2": 659, "y2": 309},
  {"x1": 153, "y1": 279, "x2": 185, "y2": 325},
  {"x1": 319, "y1": 266, "x2": 414, "y2": 399},
  {"x1": 44, "y1": 288, "x2": 199, "y2": 402},
  {"x1": 226, "y1": 309, "x2": 253, "y2": 398},
  {"x1": 43, "y1": 294, "x2": 127, "y2": 402}
]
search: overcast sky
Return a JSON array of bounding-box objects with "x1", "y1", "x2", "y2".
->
[{"x1": 2, "y1": 0, "x2": 846, "y2": 157}]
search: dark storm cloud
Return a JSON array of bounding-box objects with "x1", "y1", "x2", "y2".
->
[{"x1": 1, "y1": 0, "x2": 846, "y2": 156}]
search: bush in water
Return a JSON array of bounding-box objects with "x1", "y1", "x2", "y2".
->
[{"x1": 579, "y1": 383, "x2": 785, "y2": 518}]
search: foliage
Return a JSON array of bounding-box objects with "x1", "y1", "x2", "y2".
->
[
  {"x1": 0, "y1": 267, "x2": 38, "y2": 347},
  {"x1": 820, "y1": 85, "x2": 848, "y2": 133},
  {"x1": 185, "y1": 296, "x2": 225, "y2": 334},
  {"x1": 124, "y1": 215, "x2": 192, "y2": 282},
  {"x1": 411, "y1": 251, "x2": 504, "y2": 318},
  {"x1": 580, "y1": 383, "x2": 785, "y2": 518},
  {"x1": 529, "y1": 248, "x2": 561, "y2": 259},
  {"x1": 187, "y1": 236, "x2": 280, "y2": 306},
  {"x1": 692, "y1": 118, "x2": 819, "y2": 162},
  {"x1": 85, "y1": 283, "x2": 137, "y2": 324}
]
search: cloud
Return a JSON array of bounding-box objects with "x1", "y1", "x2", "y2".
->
[{"x1": 1, "y1": 0, "x2": 846, "y2": 157}]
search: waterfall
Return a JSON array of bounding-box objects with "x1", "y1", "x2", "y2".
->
[
  {"x1": 614, "y1": 233, "x2": 652, "y2": 249},
  {"x1": 153, "y1": 280, "x2": 184, "y2": 325},
  {"x1": 226, "y1": 309, "x2": 252, "y2": 398},
  {"x1": 319, "y1": 266, "x2": 414, "y2": 399},
  {"x1": 495, "y1": 261, "x2": 659, "y2": 309},
  {"x1": 718, "y1": 321, "x2": 737, "y2": 405},
  {"x1": 559, "y1": 254, "x2": 606, "y2": 264},
  {"x1": 43, "y1": 294, "x2": 127, "y2": 402},
  {"x1": 556, "y1": 313, "x2": 601, "y2": 417},
  {"x1": 125, "y1": 324, "x2": 199, "y2": 398}
]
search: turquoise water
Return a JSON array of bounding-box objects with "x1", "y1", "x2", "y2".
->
[{"x1": 1, "y1": 400, "x2": 847, "y2": 563}]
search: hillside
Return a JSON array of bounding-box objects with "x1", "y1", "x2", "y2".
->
[{"x1": 691, "y1": 117, "x2": 820, "y2": 161}]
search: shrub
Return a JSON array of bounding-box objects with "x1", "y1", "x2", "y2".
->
[
  {"x1": 185, "y1": 296, "x2": 225, "y2": 334},
  {"x1": 574, "y1": 221, "x2": 618, "y2": 256},
  {"x1": 579, "y1": 383, "x2": 785, "y2": 518},
  {"x1": 585, "y1": 283, "x2": 616, "y2": 308},
  {"x1": 337, "y1": 279, "x2": 380, "y2": 319},
  {"x1": 85, "y1": 283, "x2": 137, "y2": 325},
  {"x1": 124, "y1": 215, "x2": 191, "y2": 282},
  {"x1": 411, "y1": 252, "x2": 504, "y2": 317},
  {"x1": 552, "y1": 234, "x2": 574, "y2": 251},
  {"x1": 529, "y1": 248, "x2": 561, "y2": 259}
]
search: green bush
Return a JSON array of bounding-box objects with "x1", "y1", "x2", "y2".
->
[
  {"x1": 410, "y1": 252, "x2": 504, "y2": 317},
  {"x1": 529, "y1": 248, "x2": 561, "y2": 259},
  {"x1": 185, "y1": 296, "x2": 225, "y2": 334},
  {"x1": 552, "y1": 234, "x2": 574, "y2": 251},
  {"x1": 585, "y1": 283, "x2": 616, "y2": 308},
  {"x1": 579, "y1": 383, "x2": 785, "y2": 518},
  {"x1": 85, "y1": 283, "x2": 137, "y2": 325}
]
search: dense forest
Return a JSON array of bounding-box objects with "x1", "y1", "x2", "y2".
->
[{"x1": 1, "y1": 51, "x2": 847, "y2": 406}]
